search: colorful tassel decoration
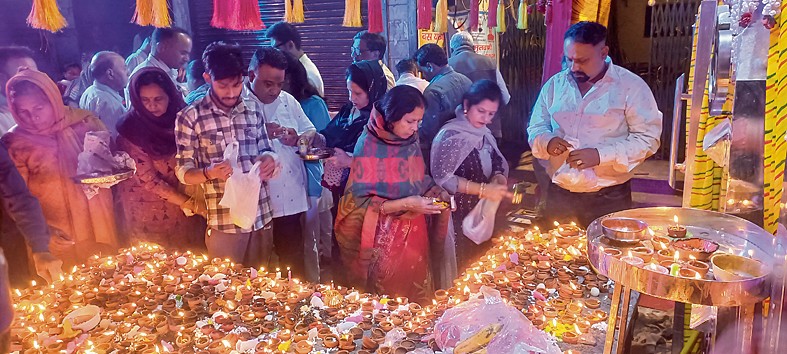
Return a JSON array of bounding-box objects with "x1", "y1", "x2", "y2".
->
[
  {"x1": 434, "y1": 0, "x2": 449, "y2": 32},
  {"x1": 133, "y1": 0, "x2": 171, "y2": 28},
  {"x1": 285, "y1": 0, "x2": 305, "y2": 23},
  {"x1": 488, "y1": 0, "x2": 499, "y2": 28},
  {"x1": 211, "y1": 0, "x2": 232, "y2": 29},
  {"x1": 368, "y1": 0, "x2": 383, "y2": 33},
  {"x1": 27, "y1": 0, "x2": 68, "y2": 32},
  {"x1": 236, "y1": 0, "x2": 265, "y2": 30},
  {"x1": 517, "y1": 0, "x2": 528, "y2": 29},
  {"x1": 293, "y1": 0, "x2": 305, "y2": 23},
  {"x1": 496, "y1": 0, "x2": 506, "y2": 33},
  {"x1": 469, "y1": 0, "x2": 480, "y2": 31},
  {"x1": 212, "y1": 0, "x2": 264, "y2": 31},
  {"x1": 417, "y1": 0, "x2": 432, "y2": 30},
  {"x1": 343, "y1": 0, "x2": 363, "y2": 27}
]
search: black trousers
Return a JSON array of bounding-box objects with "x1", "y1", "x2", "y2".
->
[
  {"x1": 272, "y1": 213, "x2": 305, "y2": 279},
  {"x1": 544, "y1": 181, "x2": 632, "y2": 228}
]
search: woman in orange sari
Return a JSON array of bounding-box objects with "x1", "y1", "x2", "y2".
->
[
  {"x1": 2, "y1": 69, "x2": 119, "y2": 267},
  {"x1": 335, "y1": 86, "x2": 450, "y2": 302}
]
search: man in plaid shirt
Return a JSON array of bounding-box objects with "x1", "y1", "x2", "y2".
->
[{"x1": 175, "y1": 42, "x2": 279, "y2": 267}]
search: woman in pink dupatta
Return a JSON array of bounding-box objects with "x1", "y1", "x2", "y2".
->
[{"x1": 335, "y1": 86, "x2": 450, "y2": 303}]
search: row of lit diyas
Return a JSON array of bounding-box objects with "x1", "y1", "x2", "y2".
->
[
  {"x1": 434, "y1": 222, "x2": 610, "y2": 351},
  {"x1": 10, "y1": 243, "x2": 446, "y2": 354},
  {"x1": 11, "y1": 222, "x2": 604, "y2": 354}
]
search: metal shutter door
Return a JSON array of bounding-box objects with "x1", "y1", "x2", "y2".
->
[{"x1": 190, "y1": 0, "x2": 368, "y2": 110}]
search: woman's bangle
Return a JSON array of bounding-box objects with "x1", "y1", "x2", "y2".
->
[
  {"x1": 380, "y1": 201, "x2": 389, "y2": 215},
  {"x1": 202, "y1": 166, "x2": 211, "y2": 181},
  {"x1": 479, "y1": 183, "x2": 486, "y2": 198}
]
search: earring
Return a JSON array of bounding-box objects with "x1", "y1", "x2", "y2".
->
[{"x1": 463, "y1": 110, "x2": 468, "y2": 114}]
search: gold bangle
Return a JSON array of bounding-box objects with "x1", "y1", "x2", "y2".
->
[{"x1": 479, "y1": 183, "x2": 486, "y2": 198}]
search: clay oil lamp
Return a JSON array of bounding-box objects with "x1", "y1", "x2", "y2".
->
[
  {"x1": 434, "y1": 289, "x2": 449, "y2": 303},
  {"x1": 194, "y1": 336, "x2": 210, "y2": 350},
  {"x1": 318, "y1": 328, "x2": 333, "y2": 339},
  {"x1": 656, "y1": 249, "x2": 674, "y2": 262},
  {"x1": 371, "y1": 327, "x2": 386, "y2": 343},
  {"x1": 543, "y1": 307, "x2": 558, "y2": 319},
  {"x1": 668, "y1": 215, "x2": 687, "y2": 238},
  {"x1": 531, "y1": 318, "x2": 546, "y2": 330},
  {"x1": 339, "y1": 334, "x2": 356, "y2": 351},
  {"x1": 386, "y1": 299, "x2": 400, "y2": 311},
  {"x1": 344, "y1": 326, "x2": 362, "y2": 340},
  {"x1": 362, "y1": 336, "x2": 380, "y2": 351},
  {"x1": 631, "y1": 247, "x2": 654, "y2": 262},
  {"x1": 652, "y1": 235, "x2": 671, "y2": 250},
  {"x1": 379, "y1": 321, "x2": 394, "y2": 332},
  {"x1": 359, "y1": 320, "x2": 373, "y2": 331},
  {"x1": 687, "y1": 259, "x2": 710, "y2": 278},
  {"x1": 562, "y1": 330, "x2": 580, "y2": 344},
  {"x1": 361, "y1": 301, "x2": 375, "y2": 312},
  {"x1": 620, "y1": 251, "x2": 645, "y2": 267},
  {"x1": 645, "y1": 263, "x2": 669, "y2": 275},
  {"x1": 576, "y1": 319, "x2": 592, "y2": 334},
  {"x1": 323, "y1": 334, "x2": 339, "y2": 348},
  {"x1": 295, "y1": 340, "x2": 313, "y2": 354},
  {"x1": 584, "y1": 298, "x2": 601, "y2": 309},
  {"x1": 679, "y1": 268, "x2": 700, "y2": 279},
  {"x1": 602, "y1": 247, "x2": 622, "y2": 258}
]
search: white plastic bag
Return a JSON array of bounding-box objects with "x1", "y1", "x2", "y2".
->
[
  {"x1": 219, "y1": 142, "x2": 262, "y2": 229},
  {"x1": 552, "y1": 162, "x2": 598, "y2": 190},
  {"x1": 462, "y1": 198, "x2": 500, "y2": 245}
]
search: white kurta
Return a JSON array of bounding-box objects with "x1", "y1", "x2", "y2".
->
[
  {"x1": 299, "y1": 54, "x2": 325, "y2": 97},
  {"x1": 245, "y1": 87, "x2": 314, "y2": 218},
  {"x1": 527, "y1": 59, "x2": 663, "y2": 193}
]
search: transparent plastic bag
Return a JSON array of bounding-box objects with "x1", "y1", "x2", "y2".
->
[
  {"x1": 219, "y1": 141, "x2": 262, "y2": 229},
  {"x1": 462, "y1": 199, "x2": 500, "y2": 245},
  {"x1": 434, "y1": 286, "x2": 561, "y2": 354},
  {"x1": 552, "y1": 162, "x2": 598, "y2": 190}
]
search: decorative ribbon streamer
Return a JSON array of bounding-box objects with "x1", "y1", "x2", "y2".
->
[
  {"x1": 27, "y1": 0, "x2": 68, "y2": 32},
  {"x1": 434, "y1": 0, "x2": 449, "y2": 32},
  {"x1": 133, "y1": 0, "x2": 171, "y2": 28},
  {"x1": 368, "y1": 0, "x2": 383, "y2": 33},
  {"x1": 236, "y1": 0, "x2": 265, "y2": 30},
  {"x1": 417, "y1": 0, "x2": 432, "y2": 30},
  {"x1": 488, "y1": 0, "x2": 499, "y2": 28},
  {"x1": 285, "y1": 0, "x2": 305, "y2": 23},
  {"x1": 343, "y1": 0, "x2": 363, "y2": 27},
  {"x1": 469, "y1": 0, "x2": 480, "y2": 31},
  {"x1": 496, "y1": 0, "x2": 507, "y2": 32},
  {"x1": 517, "y1": 0, "x2": 529, "y2": 29},
  {"x1": 212, "y1": 0, "x2": 264, "y2": 31}
]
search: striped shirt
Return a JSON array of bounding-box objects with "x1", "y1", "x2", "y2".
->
[{"x1": 175, "y1": 91, "x2": 275, "y2": 233}]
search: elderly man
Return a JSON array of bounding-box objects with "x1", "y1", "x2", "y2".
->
[
  {"x1": 80, "y1": 52, "x2": 129, "y2": 136},
  {"x1": 448, "y1": 31, "x2": 511, "y2": 139},
  {"x1": 266, "y1": 21, "x2": 324, "y2": 97},
  {"x1": 527, "y1": 22, "x2": 662, "y2": 226},
  {"x1": 0, "y1": 46, "x2": 37, "y2": 135},
  {"x1": 415, "y1": 43, "x2": 472, "y2": 167},
  {"x1": 351, "y1": 30, "x2": 395, "y2": 89}
]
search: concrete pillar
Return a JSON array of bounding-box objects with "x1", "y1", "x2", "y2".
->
[{"x1": 384, "y1": 0, "x2": 418, "y2": 76}]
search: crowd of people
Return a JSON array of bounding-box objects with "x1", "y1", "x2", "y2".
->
[{"x1": 0, "y1": 20, "x2": 661, "y2": 303}]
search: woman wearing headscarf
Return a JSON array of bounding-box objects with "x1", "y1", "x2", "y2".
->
[
  {"x1": 1, "y1": 68, "x2": 119, "y2": 267},
  {"x1": 321, "y1": 60, "x2": 388, "y2": 210},
  {"x1": 335, "y1": 86, "x2": 450, "y2": 302},
  {"x1": 116, "y1": 67, "x2": 206, "y2": 250},
  {"x1": 431, "y1": 80, "x2": 511, "y2": 277}
]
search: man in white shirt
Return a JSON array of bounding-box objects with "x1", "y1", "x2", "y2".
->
[
  {"x1": 527, "y1": 22, "x2": 662, "y2": 226},
  {"x1": 394, "y1": 59, "x2": 429, "y2": 93},
  {"x1": 80, "y1": 52, "x2": 129, "y2": 136},
  {"x1": 246, "y1": 47, "x2": 323, "y2": 280},
  {"x1": 128, "y1": 27, "x2": 192, "y2": 101},
  {"x1": 352, "y1": 31, "x2": 395, "y2": 90},
  {"x1": 0, "y1": 46, "x2": 37, "y2": 135},
  {"x1": 266, "y1": 22, "x2": 325, "y2": 97}
]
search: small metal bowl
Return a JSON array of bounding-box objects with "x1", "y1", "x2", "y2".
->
[
  {"x1": 601, "y1": 217, "x2": 649, "y2": 243},
  {"x1": 711, "y1": 254, "x2": 767, "y2": 281},
  {"x1": 671, "y1": 238, "x2": 719, "y2": 262}
]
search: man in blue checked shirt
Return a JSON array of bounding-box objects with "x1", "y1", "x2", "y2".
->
[{"x1": 175, "y1": 42, "x2": 279, "y2": 267}]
